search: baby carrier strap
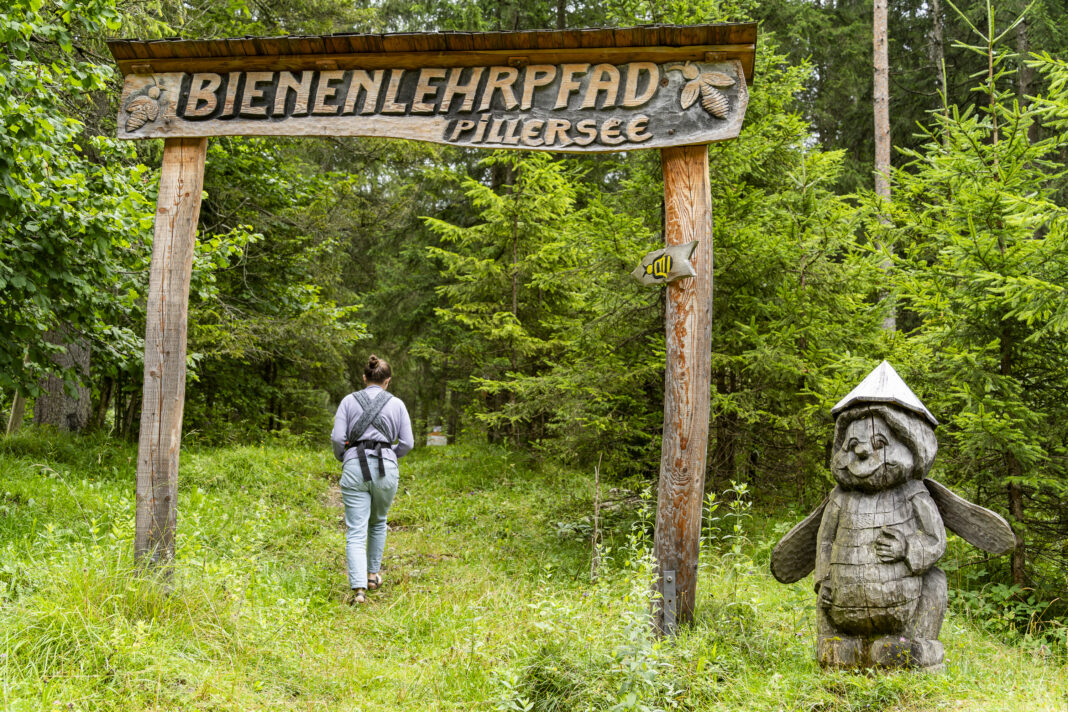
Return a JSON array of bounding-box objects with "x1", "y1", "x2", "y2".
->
[
  {"x1": 354, "y1": 390, "x2": 392, "y2": 435},
  {"x1": 347, "y1": 390, "x2": 393, "y2": 446},
  {"x1": 346, "y1": 390, "x2": 393, "y2": 482}
]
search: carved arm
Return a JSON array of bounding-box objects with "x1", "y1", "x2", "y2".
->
[
  {"x1": 904, "y1": 491, "x2": 947, "y2": 574},
  {"x1": 813, "y1": 490, "x2": 841, "y2": 593}
]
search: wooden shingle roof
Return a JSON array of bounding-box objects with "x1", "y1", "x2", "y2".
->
[{"x1": 107, "y1": 23, "x2": 758, "y2": 82}]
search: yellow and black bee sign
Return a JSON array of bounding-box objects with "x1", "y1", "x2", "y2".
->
[
  {"x1": 631, "y1": 241, "x2": 698, "y2": 286},
  {"x1": 645, "y1": 253, "x2": 673, "y2": 280}
]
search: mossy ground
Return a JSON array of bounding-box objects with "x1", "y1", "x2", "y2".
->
[{"x1": 0, "y1": 432, "x2": 1064, "y2": 711}]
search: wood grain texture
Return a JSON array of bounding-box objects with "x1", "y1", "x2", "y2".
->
[
  {"x1": 111, "y1": 45, "x2": 756, "y2": 83},
  {"x1": 115, "y1": 60, "x2": 750, "y2": 154},
  {"x1": 653, "y1": 144, "x2": 713, "y2": 632},
  {"x1": 769, "y1": 498, "x2": 827, "y2": 583},
  {"x1": 106, "y1": 24, "x2": 757, "y2": 63},
  {"x1": 831, "y1": 360, "x2": 938, "y2": 427},
  {"x1": 5, "y1": 390, "x2": 26, "y2": 435},
  {"x1": 924, "y1": 478, "x2": 1016, "y2": 554},
  {"x1": 873, "y1": 0, "x2": 891, "y2": 203},
  {"x1": 771, "y1": 372, "x2": 1017, "y2": 670},
  {"x1": 812, "y1": 410, "x2": 949, "y2": 669},
  {"x1": 134, "y1": 137, "x2": 207, "y2": 566}
]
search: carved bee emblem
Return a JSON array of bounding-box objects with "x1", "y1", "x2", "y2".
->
[
  {"x1": 645, "y1": 253, "x2": 672, "y2": 280},
  {"x1": 670, "y1": 62, "x2": 735, "y2": 119},
  {"x1": 124, "y1": 78, "x2": 165, "y2": 132},
  {"x1": 631, "y1": 241, "x2": 698, "y2": 286}
]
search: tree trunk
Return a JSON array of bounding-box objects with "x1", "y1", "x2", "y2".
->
[
  {"x1": 1008, "y1": 475, "x2": 1026, "y2": 585},
  {"x1": 1000, "y1": 308, "x2": 1026, "y2": 585},
  {"x1": 445, "y1": 363, "x2": 461, "y2": 444},
  {"x1": 710, "y1": 369, "x2": 736, "y2": 493},
  {"x1": 115, "y1": 371, "x2": 141, "y2": 441},
  {"x1": 90, "y1": 377, "x2": 114, "y2": 432},
  {"x1": 556, "y1": 0, "x2": 566, "y2": 29},
  {"x1": 652, "y1": 145, "x2": 714, "y2": 634},
  {"x1": 1016, "y1": 15, "x2": 1040, "y2": 143},
  {"x1": 873, "y1": 0, "x2": 895, "y2": 331},
  {"x1": 447, "y1": 407, "x2": 461, "y2": 445},
  {"x1": 873, "y1": 0, "x2": 891, "y2": 200},
  {"x1": 135, "y1": 137, "x2": 208, "y2": 568},
  {"x1": 929, "y1": 0, "x2": 946, "y2": 103},
  {"x1": 265, "y1": 359, "x2": 278, "y2": 431},
  {"x1": 505, "y1": 163, "x2": 520, "y2": 445},
  {"x1": 5, "y1": 391, "x2": 26, "y2": 435},
  {"x1": 122, "y1": 389, "x2": 141, "y2": 441},
  {"x1": 34, "y1": 326, "x2": 91, "y2": 432}
]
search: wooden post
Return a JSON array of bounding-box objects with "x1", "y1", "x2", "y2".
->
[
  {"x1": 134, "y1": 137, "x2": 208, "y2": 566},
  {"x1": 653, "y1": 144, "x2": 714, "y2": 633}
]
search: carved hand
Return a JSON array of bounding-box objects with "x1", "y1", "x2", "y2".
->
[{"x1": 875, "y1": 528, "x2": 907, "y2": 563}]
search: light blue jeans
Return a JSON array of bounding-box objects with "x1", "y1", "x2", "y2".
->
[{"x1": 340, "y1": 455, "x2": 399, "y2": 590}]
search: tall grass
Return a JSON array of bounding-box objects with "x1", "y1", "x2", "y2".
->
[{"x1": 0, "y1": 431, "x2": 1065, "y2": 711}]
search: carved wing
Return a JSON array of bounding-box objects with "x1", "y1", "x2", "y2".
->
[
  {"x1": 924, "y1": 478, "x2": 1016, "y2": 555},
  {"x1": 770, "y1": 498, "x2": 827, "y2": 583}
]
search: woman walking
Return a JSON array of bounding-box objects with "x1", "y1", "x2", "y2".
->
[{"x1": 331, "y1": 355, "x2": 414, "y2": 604}]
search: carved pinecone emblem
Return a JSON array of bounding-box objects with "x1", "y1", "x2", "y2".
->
[
  {"x1": 124, "y1": 80, "x2": 163, "y2": 132},
  {"x1": 672, "y1": 62, "x2": 735, "y2": 119}
]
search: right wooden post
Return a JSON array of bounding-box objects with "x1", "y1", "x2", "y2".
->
[{"x1": 653, "y1": 144, "x2": 714, "y2": 633}]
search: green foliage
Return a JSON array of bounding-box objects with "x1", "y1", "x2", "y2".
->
[
  {"x1": 410, "y1": 34, "x2": 894, "y2": 488},
  {"x1": 423, "y1": 151, "x2": 663, "y2": 471},
  {"x1": 700, "y1": 36, "x2": 889, "y2": 495},
  {"x1": 885, "y1": 8, "x2": 1068, "y2": 590},
  {"x1": 704, "y1": 481, "x2": 752, "y2": 560},
  {"x1": 425, "y1": 152, "x2": 588, "y2": 375},
  {"x1": 0, "y1": 0, "x2": 151, "y2": 395},
  {"x1": 7, "y1": 0, "x2": 1068, "y2": 655},
  {"x1": 182, "y1": 138, "x2": 368, "y2": 439},
  {"x1": 754, "y1": 0, "x2": 1068, "y2": 192},
  {"x1": 3, "y1": 437, "x2": 1066, "y2": 710}
]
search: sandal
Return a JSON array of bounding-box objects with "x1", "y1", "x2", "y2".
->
[
  {"x1": 367, "y1": 573, "x2": 382, "y2": 591},
  {"x1": 350, "y1": 588, "x2": 367, "y2": 605}
]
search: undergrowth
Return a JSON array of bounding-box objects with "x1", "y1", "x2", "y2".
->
[{"x1": 0, "y1": 431, "x2": 1065, "y2": 711}]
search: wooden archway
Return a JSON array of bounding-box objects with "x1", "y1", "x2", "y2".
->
[{"x1": 107, "y1": 23, "x2": 757, "y2": 632}]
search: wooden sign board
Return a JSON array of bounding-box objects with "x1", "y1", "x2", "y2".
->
[
  {"x1": 118, "y1": 60, "x2": 748, "y2": 150},
  {"x1": 110, "y1": 26, "x2": 756, "y2": 151}
]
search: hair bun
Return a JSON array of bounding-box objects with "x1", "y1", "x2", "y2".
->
[{"x1": 363, "y1": 353, "x2": 391, "y2": 384}]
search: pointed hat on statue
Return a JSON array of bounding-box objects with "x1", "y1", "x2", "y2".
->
[{"x1": 831, "y1": 360, "x2": 938, "y2": 427}]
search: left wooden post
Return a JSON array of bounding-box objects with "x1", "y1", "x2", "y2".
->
[{"x1": 134, "y1": 137, "x2": 208, "y2": 565}]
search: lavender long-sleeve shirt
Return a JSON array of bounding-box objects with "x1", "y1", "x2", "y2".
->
[{"x1": 331, "y1": 385, "x2": 414, "y2": 465}]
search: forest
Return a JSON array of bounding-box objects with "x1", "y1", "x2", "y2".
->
[{"x1": 3, "y1": 0, "x2": 1068, "y2": 709}]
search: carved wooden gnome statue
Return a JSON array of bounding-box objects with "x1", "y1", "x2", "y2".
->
[{"x1": 770, "y1": 361, "x2": 1016, "y2": 671}]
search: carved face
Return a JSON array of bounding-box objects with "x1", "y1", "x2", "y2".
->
[{"x1": 831, "y1": 413, "x2": 914, "y2": 492}]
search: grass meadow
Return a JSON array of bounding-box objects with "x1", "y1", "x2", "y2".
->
[{"x1": 0, "y1": 433, "x2": 1065, "y2": 711}]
